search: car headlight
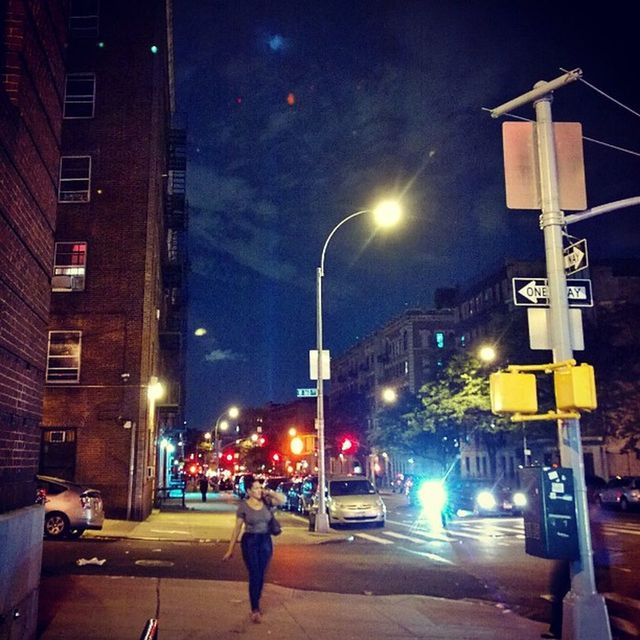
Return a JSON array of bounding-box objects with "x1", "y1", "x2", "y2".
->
[
  {"x1": 513, "y1": 492, "x2": 527, "y2": 507},
  {"x1": 418, "y1": 480, "x2": 447, "y2": 513},
  {"x1": 476, "y1": 490, "x2": 497, "y2": 510}
]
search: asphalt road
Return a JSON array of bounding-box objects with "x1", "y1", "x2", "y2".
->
[{"x1": 41, "y1": 492, "x2": 640, "y2": 636}]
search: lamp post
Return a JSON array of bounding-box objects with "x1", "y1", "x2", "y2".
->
[
  {"x1": 314, "y1": 200, "x2": 401, "y2": 533},
  {"x1": 214, "y1": 406, "x2": 239, "y2": 474}
]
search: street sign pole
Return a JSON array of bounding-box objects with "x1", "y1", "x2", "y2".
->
[{"x1": 533, "y1": 86, "x2": 611, "y2": 640}]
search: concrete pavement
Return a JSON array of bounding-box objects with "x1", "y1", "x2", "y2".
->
[{"x1": 37, "y1": 491, "x2": 549, "y2": 639}]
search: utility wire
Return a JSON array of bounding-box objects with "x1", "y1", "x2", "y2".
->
[{"x1": 559, "y1": 67, "x2": 640, "y2": 120}]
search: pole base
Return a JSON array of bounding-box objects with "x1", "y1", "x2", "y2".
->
[
  {"x1": 562, "y1": 591, "x2": 612, "y2": 640},
  {"x1": 314, "y1": 512, "x2": 330, "y2": 534}
]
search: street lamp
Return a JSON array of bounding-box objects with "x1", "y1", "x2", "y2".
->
[
  {"x1": 478, "y1": 344, "x2": 497, "y2": 364},
  {"x1": 314, "y1": 199, "x2": 402, "y2": 533},
  {"x1": 214, "y1": 406, "x2": 239, "y2": 474}
]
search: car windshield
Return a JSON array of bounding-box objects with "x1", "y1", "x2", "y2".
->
[{"x1": 330, "y1": 480, "x2": 375, "y2": 496}]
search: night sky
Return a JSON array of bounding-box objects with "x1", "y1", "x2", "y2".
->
[{"x1": 173, "y1": 1, "x2": 640, "y2": 432}]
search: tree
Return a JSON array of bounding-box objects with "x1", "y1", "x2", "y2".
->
[{"x1": 412, "y1": 349, "x2": 525, "y2": 477}]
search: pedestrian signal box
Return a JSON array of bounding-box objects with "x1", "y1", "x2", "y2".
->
[
  {"x1": 489, "y1": 371, "x2": 538, "y2": 415},
  {"x1": 519, "y1": 466, "x2": 579, "y2": 560},
  {"x1": 554, "y1": 363, "x2": 597, "y2": 411}
]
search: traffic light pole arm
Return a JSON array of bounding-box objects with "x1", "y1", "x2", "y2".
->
[{"x1": 564, "y1": 196, "x2": 640, "y2": 225}]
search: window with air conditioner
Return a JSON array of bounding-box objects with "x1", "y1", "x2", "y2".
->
[
  {"x1": 52, "y1": 242, "x2": 87, "y2": 292},
  {"x1": 69, "y1": 0, "x2": 100, "y2": 38},
  {"x1": 58, "y1": 156, "x2": 91, "y2": 203},
  {"x1": 46, "y1": 331, "x2": 82, "y2": 383},
  {"x1": 64, "y1": 73, "x2": 96, "y2": 118}
]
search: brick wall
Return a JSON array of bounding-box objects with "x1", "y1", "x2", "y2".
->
[{"x1": 0, "y1": 0, "x2": 66, "y2": 514}]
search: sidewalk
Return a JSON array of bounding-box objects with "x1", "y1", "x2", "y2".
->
[{"x1": 38, "y1": 492, "x2": 549, "y2": 639}]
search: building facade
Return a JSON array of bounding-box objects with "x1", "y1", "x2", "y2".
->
[
  {"x1": 329, "y1": 307, "x2": 457, "y2": 481},
  {"x1": 0, "y1": 2, "x2": 67, "y2": 637},
  {"x1": 41, "y1": 0, "x2": 186, "y2": 520},
  {"x1": 454, "y1": 259, "x2": 640, "y2": 481}
]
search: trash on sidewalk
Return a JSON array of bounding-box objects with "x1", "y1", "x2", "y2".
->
[{"x1": 76, "y1": 557, "x2": 106, "y2": 566}]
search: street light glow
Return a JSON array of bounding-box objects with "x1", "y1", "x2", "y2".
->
[
  {"x1": 228, "y1": 406, "x2": 240, "y2": 419},
  {"x1": 373, "y1": 200, "x2": 401, "y2": 227},
  {"x1": 478, "y1": 345, "x2": 497, "y2": 363},
  {"x1": 381, "y1": 387, "x2": 398, "y2": 404}
]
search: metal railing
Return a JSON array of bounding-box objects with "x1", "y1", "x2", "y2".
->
[{"x1": 139, "y1": 618, "x2": 158, "y2": 640}]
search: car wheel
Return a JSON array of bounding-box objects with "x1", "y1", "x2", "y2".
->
[
  {"x1": 44, "y1": 512, "x2": 70, "y2": 539},
  {"x1": 620, "y1": 497, "x2": 629, "y2": 512}
]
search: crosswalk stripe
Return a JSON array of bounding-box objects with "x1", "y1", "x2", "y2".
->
[
  {"x1": 604, "y1": 592, "x2": 640, "y2": 610},
  {"x1": 354, "y1": 532, "x2": 394, "y2": 545},
  {"x1": 381, "y1": 530, "x2": 432, "y2": 544},
  {"x1": 604, "y1": 526, "x2": 640, "y2": 537},
  {"x1": 400, "y1": 546, "x2": 456, "y2": 565}
]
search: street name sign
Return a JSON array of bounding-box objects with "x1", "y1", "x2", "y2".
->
[
  {"x1": 563, "y1": 239, "x2": 588, "y2": 276},
  {"x1": 297, "y1": 388, "x2": 318, "y2": 398},
  {"x1": 512, "y1": 277, "x2": 593, "y2": 307}
]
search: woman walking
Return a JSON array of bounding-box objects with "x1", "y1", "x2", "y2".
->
[{"x1": 223, "y1": 475, "x2": 285, "y2": 623}]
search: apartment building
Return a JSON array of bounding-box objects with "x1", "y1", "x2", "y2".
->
[
  {"x1": 0, "y1": 2, "x2": 67, "y2": 637},
  {"x1": 41, "y1": 0, "x2": 187, "y2": 520}
]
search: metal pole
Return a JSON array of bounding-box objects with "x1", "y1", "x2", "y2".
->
[
  {"x1": 126, "y1": 420, "x2": 136, "y2": 520},
  {"x1": 315, "y1": 265, "x2": 330, "y2": 532},
  {"x1": 534, "y1": 89, "x2": 611, "y2": 640}
]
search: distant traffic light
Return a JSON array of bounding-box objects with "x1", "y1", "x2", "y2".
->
[{"x1": 339, "y1": 436, "x2": 356, "y2": 454}]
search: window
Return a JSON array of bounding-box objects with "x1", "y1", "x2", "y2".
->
[
  {"x1": 52, "y1": 242, "x2": 87, "y2": 291},
  {"x1": 69, "y1": 0, "x2": 99, "y2": 37},
  {"x1": 64, "y1": 73, "x2": 96, "y2": 118},
  {"x1": 435, "y1": 331, "x2": 445, "y2": 348},
  {"x1": 58, "y1": 156, "x2": 91, "y2": 202},
  {"x1": 46, "y1": 331, "x2": 81, "y2": 383}
]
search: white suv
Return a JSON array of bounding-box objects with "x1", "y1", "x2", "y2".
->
[
  {"x1": 36, "y1": 475, "x2": 104, "y2": 539},
  {"x1": 309, "y1": 475, "x2": 386, "y2": 529}
]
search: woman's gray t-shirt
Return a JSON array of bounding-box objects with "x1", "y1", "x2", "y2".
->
[{"x1": 236, "y1": 500, "x2": 272, "y2": 533}]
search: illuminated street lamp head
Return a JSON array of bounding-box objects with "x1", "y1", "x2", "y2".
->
[
  {"x1": 373, "y1": 200, "x2": 401, "y2": 227},
  {"x1": 478, "y1": 345, "x2": 497, "y2": 363},
  {"x1": 204, "y1": 432, "x2": 211, "y2": 440},
  {"x1": 219, "y1": 420, "x2": 229, "y2": 432},
  {"x1": 147, "y1": 378, "x2": 165, "y2": 401},
  {"x1": 381, "y1": 387, "x2": 398, "y2": 404},
  {"x1": 228, "y1": 406, "x2": 240, "y2": 419}
]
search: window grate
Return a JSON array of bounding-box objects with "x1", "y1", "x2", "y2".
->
[{"x1": 64, "y1": 73, "x2": 96, "y2": 119}]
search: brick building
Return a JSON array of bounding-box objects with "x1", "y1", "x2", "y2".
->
[
  {"x1": 0, "y1": 2, "x2": 67, "y2": 637},
  {"x1": 41, "y1": 0, "x2": 186, "y2": 520}
]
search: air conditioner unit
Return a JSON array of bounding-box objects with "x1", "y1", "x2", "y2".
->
[
  {"x1": 52, "y1": 274, "x2": 85, "y2": 291},
  {"x1": 49, "y1": 430, "x2": 66, "y2": 443},
  {"x1": 51, "y1": 275, "x2": 72, "y2": 290}
]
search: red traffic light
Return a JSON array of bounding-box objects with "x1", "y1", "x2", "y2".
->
[{"x1": 340, "y1": 437, "x2": 355, "y2": 454}]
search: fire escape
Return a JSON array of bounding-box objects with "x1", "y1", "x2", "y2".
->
[{"x1": 158, "y1": 116, "x2": 188, "y2": 435}]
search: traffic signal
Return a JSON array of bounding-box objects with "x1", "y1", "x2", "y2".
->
[{"x1": 339, "y1": 436, "x2": 357, "y2": 454}]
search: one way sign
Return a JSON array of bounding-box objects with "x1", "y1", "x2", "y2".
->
[{"x1": 512, "y1": 277, "x2": 593, "y2": 307}]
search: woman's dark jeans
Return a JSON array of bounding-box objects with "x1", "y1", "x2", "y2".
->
[{"x1": 241, "y1": 533, "x2": 273, "y2": 612}]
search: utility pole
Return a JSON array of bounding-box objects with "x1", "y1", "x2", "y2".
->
[{"x1": 491, "y1": 70, "x2": 612, "y2": 640}]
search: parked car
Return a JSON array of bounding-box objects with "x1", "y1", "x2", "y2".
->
[
  {"x1": 585, "y1": 475, "x2": 607, "y2": 504},
  {"x1": 409, "y1": 476, "x2": 527, "y2": 518},
  {"x1": 598, "y1": 476, "x2": 640, "y2": 511},
  {"x1": 308, "y1": 475, "x2": 386, "y2": 528},
  {"x1": 36, "y1": 474, "x2": 104, "y2": 539}
]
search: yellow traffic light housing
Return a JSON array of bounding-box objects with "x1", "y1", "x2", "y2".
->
[
  {"x1": 490, "y1": 371, "x2": 538, "y2": 415},
  {"x1": 554, "y1": 363, "x2": 597, "y2": 411}
]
